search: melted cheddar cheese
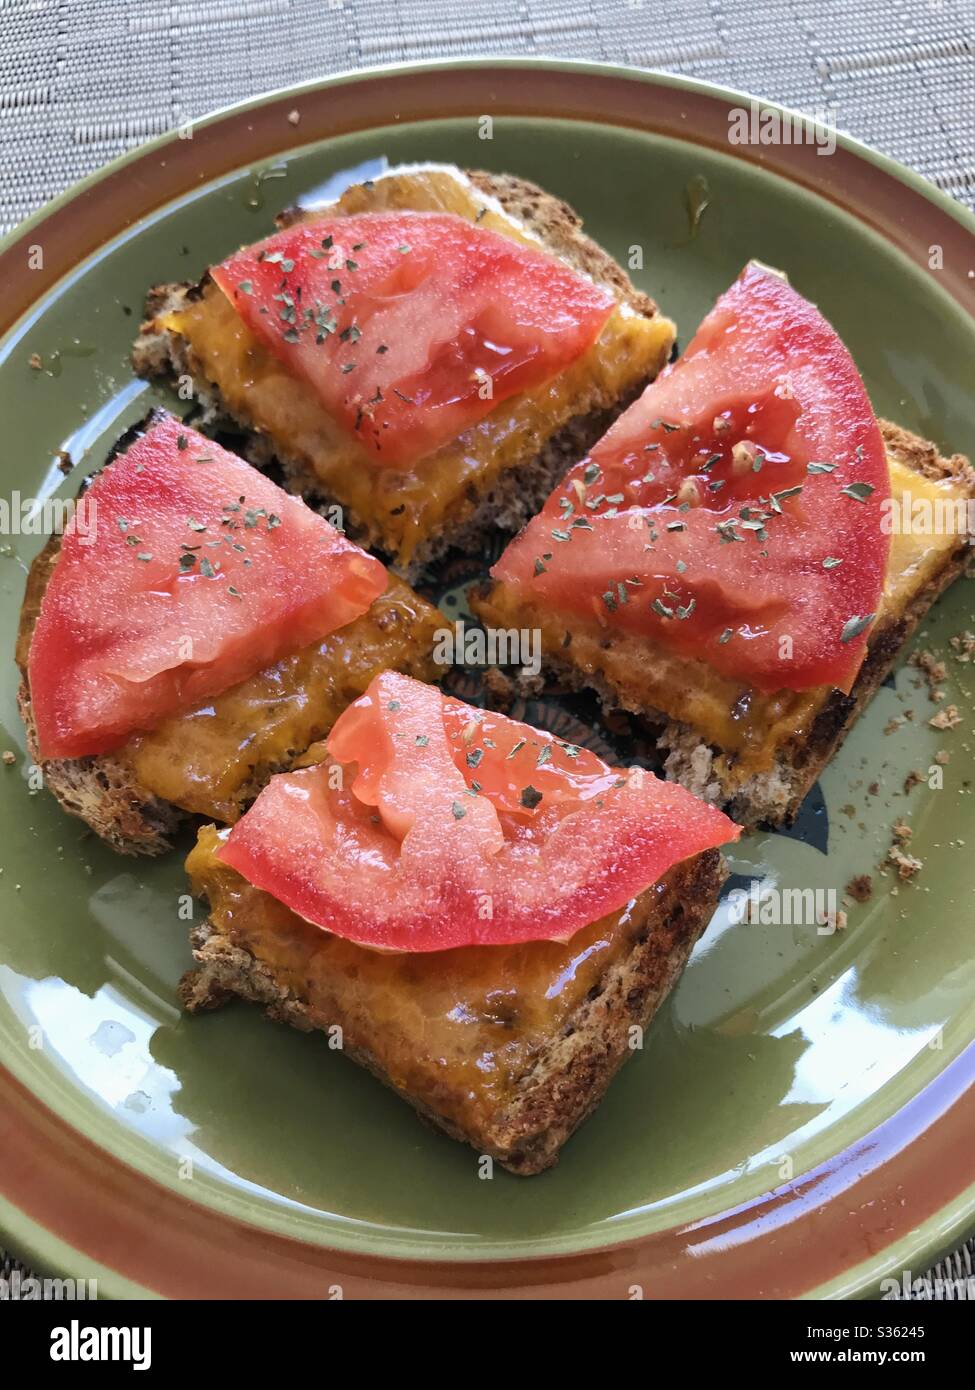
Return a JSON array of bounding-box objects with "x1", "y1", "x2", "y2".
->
[
  {"x1": 475, "y1": 455, "x2": 971, "y2": 785},
  {"x1": 121, "y1": 577, "x2": 442, "y2": 823},
  {"x1": 187, "y1": 823, "x2": 678, "y2": 1140},
  {"x1": 160, "y1": 166, "x2": 675, "y2": 567}
]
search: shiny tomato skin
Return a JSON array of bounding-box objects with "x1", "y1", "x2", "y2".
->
[
  {"x1": 492, "y1": 263, "x2": 890, "y2": 693},
  {"x1": 29, "y1": 413, "x2": 386, "y2": 759},
  {"x1": 217, "y1": 671, "x2": 739, "y2": 952},
  {"x1": 212, "y1": 211, "x2": 615, "y2": 469}
]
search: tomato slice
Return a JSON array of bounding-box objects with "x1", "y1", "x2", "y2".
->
[
  {"x1": 217, "y1": 671, "x2": 740, "y2": 952},
  {"x1": 211, "y1": 211, "x2": 614, "y2": 470},
  {"x1": 492, "y1": 263, "x2": 891, "y2": 693},
  {"x1": 29, "y1": 412, "x2": 387, "y2": 760},
  {"x1": 326, "y1": 676, "x2": 506, "y2": 857}
]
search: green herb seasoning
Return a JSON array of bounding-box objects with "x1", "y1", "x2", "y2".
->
[{"x1": 840, "y1": 613, "x2": 875, "y2": 643}]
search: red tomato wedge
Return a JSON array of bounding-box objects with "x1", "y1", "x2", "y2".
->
[
  {"x1": 492, "y1": 263, "x2": 891, "y2": 693},
  {"x1": 211, "y1": 211, "x2": 614, "y2": 470},
  {"x1": 29, "y1": 412, "x2": 386, "y2": 760},
  {"x1": 217, "y1": 671, "x2": 739, "y2": 952}
]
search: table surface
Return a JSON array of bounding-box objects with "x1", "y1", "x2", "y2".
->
[{"x1": 1, "y1": 0, "x2": 973, "y2": 1301}]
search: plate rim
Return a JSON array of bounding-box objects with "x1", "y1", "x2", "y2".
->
[
  {"x1": 1, "y1": 55, "x2": 973, "y2": 1300},
  {"x1": 2, "y1": 56, "x2": 973, "y2": 264}
]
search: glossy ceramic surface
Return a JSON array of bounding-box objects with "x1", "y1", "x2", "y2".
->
[{"x1": 0, "y1": 61, "x2": 972, "y2": 1298}]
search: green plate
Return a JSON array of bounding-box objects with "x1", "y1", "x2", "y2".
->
[{"x1": 0, "y1": 60, "x2": 973, "y2": 1300}]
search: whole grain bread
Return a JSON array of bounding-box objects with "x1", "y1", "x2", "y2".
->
[
  {"x1": 132, "y1": 167, "x2": 669, "y2": 581},
  {"x1": 180, "y1": 846, "x2": 725, "y2": 1175},
  {"x1": 475, "y1": 420, "x2": 975, "y2": 829}
]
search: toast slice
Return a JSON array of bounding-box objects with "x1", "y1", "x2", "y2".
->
[
  {"x1": 181, "y1": 824, "x2": 725, "y2": 1175},
  {"x1": 16, "y1": 417, "x2": 443, "y2": 855},
  {"x1": 474, "y1": 421, "x2": 974, "y2": 828},
  {"x1": 133, "y1": 163, "x2": 676, "y2": 580}
]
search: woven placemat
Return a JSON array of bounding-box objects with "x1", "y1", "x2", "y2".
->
[
  {"x1": 1, "y1": 0, "x2": 972, "y2": 1300},
  {"x1": 1, "y1": 0, "x2": 972, "y2": 233}
]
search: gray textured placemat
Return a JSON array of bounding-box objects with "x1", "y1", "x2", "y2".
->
[
  {"x1": 1, "y1": 0, "x2": 973, "y2": 1301},
  {"x1": 1, "y1": 0, "x2": 973, "y2": 233}
]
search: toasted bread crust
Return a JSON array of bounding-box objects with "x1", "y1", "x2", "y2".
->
[
  {"x1": 132, "y1": 166, "x2": 668, "y2": 579},
  {"x1": 180, "y1": 847, "x2": 724, "y2": 1174},
  {"x1": 728, "y1": 537, "x2": 968, "y2": 824},
  {"x1": 879, "y1": 417, "x2": 975, "y2": 486}
]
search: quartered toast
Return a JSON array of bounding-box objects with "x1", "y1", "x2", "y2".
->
[
  {"x1": 475, "y1": 420, "x2": 974, "y2": 828},
  {"x1": 16, "y1": 413, "x2": 443, "y2": 854},
  {"x1": 181, "y1": 826, "x2": 725, "y2": 1175},
  {"x1": 133, "y1": 164, "x2": 676, "y2": 580}
]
